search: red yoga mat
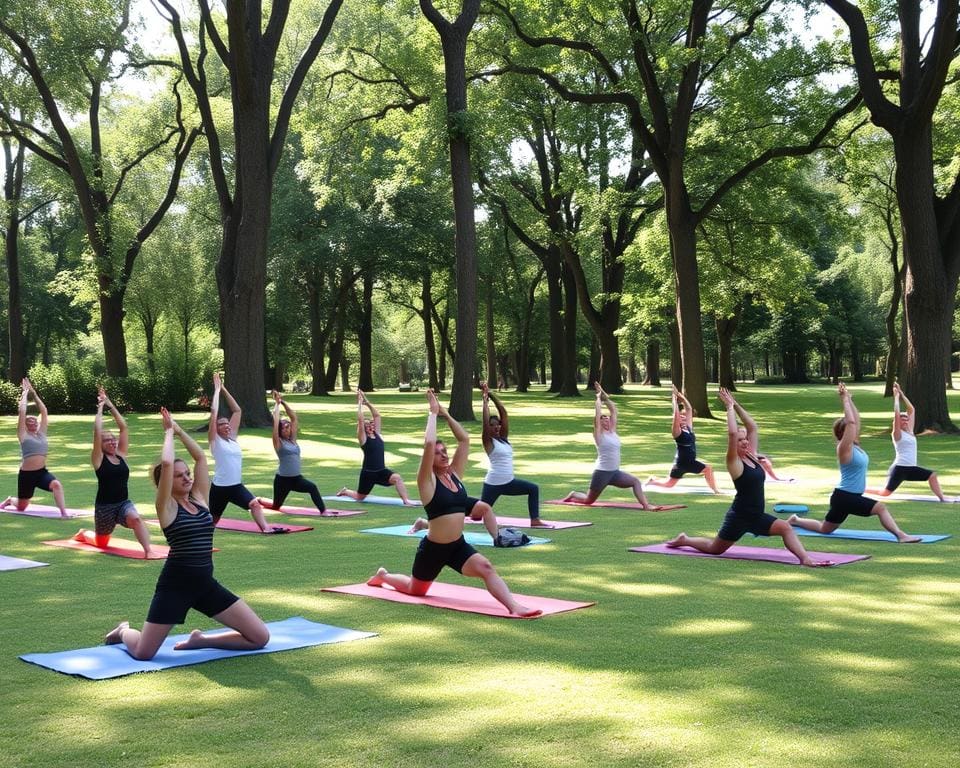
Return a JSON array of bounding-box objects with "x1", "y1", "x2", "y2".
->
[
  {"x1": 44, "y1": 537, "x2": 170, "y2": 560},
  {"x1": 546, "y1": 500, "x2": 686, "y2": 511},
  {"x1": 322, "y1": 581, "x2": 595, "y2": 618},
  {"x1": 215, "y1": 518, "x2": 313, "y2": 534},
  {"x1": 258, "y1": 499, "x2": 365, "y2": 518},
  {"x1": 465, "y1": 515, "x2": 591, "y2": 530},
  {"x1": 1, "y1": 504, "x2": 93, "y2": 518},
  {"x1": 629, "y1": 543, "x2": 870, "y2": 566}
]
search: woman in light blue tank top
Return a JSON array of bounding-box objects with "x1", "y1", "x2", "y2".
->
[
  {"x1": 259, "y1": 391, "x2": 328, "y2": 514},
  {"x1": 788, "y1": 383, "x2": 920, "y2": 542}
]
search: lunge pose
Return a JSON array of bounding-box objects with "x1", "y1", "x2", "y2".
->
[
  {"x1": 368, "y1": 390, "x2": 541, "y2": 617},
  {"x1": 260, "y1": 390, "x2": 328, "y2": 513},
  {"x1": 1, "y1": 378, "x2": 67, "y2": 517},
  {"x1": 646, "y1": 385, "x2": 720, "y2": 493},
  {"x1": 104, "y1": 408, "x2": 269, "y2": 659},
  {"x1": 562, "y1": 382, "x2": 655, "y2": 508},
  {"x1": 788, "y1": 383, "x2": 921, "y2": 542},
  {"x1": 667, "y1": 389, "x2": 832, "y2": 566},
  {"x1": 72, "y1": 388, "x2": 153, "y2": 556},
  {"x1": 338, "y1": 390, "x2": 415, "y2": 504}
]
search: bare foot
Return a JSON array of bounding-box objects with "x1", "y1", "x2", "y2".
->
[
  {"x1": 407, "y1": 518, "x2": 428, "y2": 534},
  {"x1": 0, "y1": 496, "x2": 13, "y2": 509},
  {"x1": 59, "y1": 510, "x2": 70, "y2": 518},
  {"x1": 665, "y1": 533, "x2": 688, "y2": 548},
  {"x1": 367, "y1": 567, "x2": 388, "y2": 587},
  {"x1": 174, "y1": 629, "x2": 206, "y2": 650},
  {"x1": 530, "y1": 519, "x2": 552, "y2": 528},
  {"x1": 787, "y1": 514, "x2": 802, "y2": 526},
  {"x1": 403, "y1": 500, "x2": 418, "y2": 506},
  {"x1": 511, "y1": 604, "x2": 543, "y2": 618},
  {"x1": 336, "y1": 487, "x2": 349, "y2": 496},
  {"x1": 72, "y1": 528, "x2": 87, "y2": 543},
  {"x1": 142, "y1": 549, "x2": 153, "y2": 559},
  {"x1": 801, "y1": 558, "x2": 835, "y2": 567},
  {"x1": 105, "y1": 621, "x2": 129, "y2": 645},
  {"x1": 898, "y1": 535, "x2": 923, "y2": 543}
]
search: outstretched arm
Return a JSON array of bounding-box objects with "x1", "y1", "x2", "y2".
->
[
  {"x1": 488, "y1": 389, "x2": 509, "y2": 439},
  {"x1": 103, "y1": 389, "x2": 128, "y2": 455},
  {"x1": 17, "y1": 379, "x2": 28, "y2": 441},
  {"x1": 91, "y1": 391, "x2": 107, "y2": 468},
  {"x1": 891, "y1": 385, "x2": 902, "y2": 440},
  {"x1": 895, "y1": 383, "x2": 915, "y2": 433},
  {"x1": 271, "y1": 391, "x2": 283, "y2": 452},
  {"x1": 208, "y1": 373, "x2": 222, "y2": 446},
  {"x1": 219, "y1": 381, "x2": 242, "y2": 435},
  {"x1": 837, "y1": 383, "x2": 859, "y2": 463},
  {"x1": 156, "y1": 410, "x2": 176, "y2": 521},
  {"x1": 363, "y1": 391, "x2": 382, "y2": 433},
  {"x1": 171, "y1": 408, "x2": 210, "y2": 502},
  {"x1": 718, "y1": 388, "x2": 744, "y2": 478},
  {"x1": 417, "y1": 390, "x2": 441, "y2": 497},
  {"x1": 443, "y1": 404, "x2": 471, "y2": 479},
  {"x1": 669, "y1": 386, "x2": 682, "y2": 437},
  {"x1": 592, "y1": 384, "x2": 604, "y2": 443},
  {"x1": 675, "y1": 387, "x2": 694, "y2": 432},
  {"x1": 596, "y1": 382, "x2": 617, "y2": 431},
  {"x1": 28, "y1": 379, "x2": 48, "y2": 433},
  {"x1": 481, "y1": 383, "x2": 493, "y2": 451}
]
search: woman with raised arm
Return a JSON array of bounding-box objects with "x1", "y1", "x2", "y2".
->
[
  {"x1": 0, "y1": 378, "x2": 67, "y2": 517},
  {"x1": 368, "y1": 390, "x2": 541, "y2": 617},
  {"x1": 207, "y1": 373, "x2": 275, "y2": 533},
  {"x1": 789, "y1": 383, "x2": 922, "y2": 542},
  {"x1": 646, "y1": 385, "x2": 720, "y2": 493},
  {"x1": 562, "y1": 382, "x2": 655, "y2": 508},
  {"x1": 667, "y1": 389, "x2": 832, "y2": 565},
  {"x1": 260, "y1": 390, "x2": 329, "y2": 514},
  {"x1": 867, "y1": 382, "x2": 948, "y2": 502},
  {"x1": 104, "y1": 408, "x2": 269, "y2": 659},
  {"x1": 478, "y1": 383, "x2": 547, "y2": 526},
  {"x1": 72, "y1": 387, "x2": 153, "y2": 557},
  {"x1": 337, "y1": 390, "x2": 415, "y2": 505}
]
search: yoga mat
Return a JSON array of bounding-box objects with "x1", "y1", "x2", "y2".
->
[
  {"x1": 773, "y1": 503, "x2": 809, "y2": 514},
  {"x1": 465, "y1": 515, "x2": 592, "y2": 530},
  {"x1": 360, "y1": 525, "x2": 550, "y2": 547},
  {"x1": 545, "y1": 499, "x2": 686, "y2": 512},
  {"x1": 0, "y1": 504, "x2": 93, "y2": 518},
  {"x1": 215, "y1": 518, "x2": 313, "y2": 534},
  {"x1": 629, "y1": 543, "x2": 870, "y2": 566},
  {"x1": 643, "y1": 485, "x2": 733, "y2": 495},
  {"x1": 322, "y1": 581, "x2": 594, "y2": 619},
  {"x1": 780, "y1": 528, "x2": 950, "y2": 544},
  {"x1": 866, "y1": 493, "x2": 960, "y2": 503},
  {"x1": 0, "y1": 554, "x2": 49, "y2": 571},
  {"x1": 322, "y1": 494, "x2": 421, "y2": 507},
  {"x1": 20, "y1": 617, "x2": 377, "y2": 680},
  {"x1": 44, "y1": 538, "x2": 170, "y2": 560},
  {"x1": 258, "y1": 500, "x2": 365, "y2": 518}
]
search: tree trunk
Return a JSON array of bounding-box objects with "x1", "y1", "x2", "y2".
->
[
  {"x1": 669, "y1": 322, "x2": 681, "y2": 387},
  {"x1": 715, "y1": 307, "x2": 742, "y2": 391},
  {"x1": 484, "y1": 271, "x2": 496, "y2": 387},
  {"x1": 421, "y1": 273, "x2": 440, "y2": 390},
  {"x1": 544, "y1": 254, "x2": 565, "y2": 392},
  {"x1": 357, "y1": 271, "x2": 374, "y2": 391},
  {"x1": 642, "y1": 340, "x2": 661, "y2": 386},
  {"x1": 557, "y1": 262, "x2": 581, "y2": 396},
  {"x1": 309, "y1": 282, "x2": 330, "y2": 396},
  {"x1": 325, "y1": 313, "x2": 345, "y2": 392},
  {"x1": 2, "y1": 139, "x2": 25, "y2": 383},
  {"x1": 340, "y1": 356, "x2": 351, "y2": 391}
]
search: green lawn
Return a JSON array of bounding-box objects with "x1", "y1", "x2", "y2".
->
[{"x1": 2, "y1": 383, "x2": 959, "y2": 768}]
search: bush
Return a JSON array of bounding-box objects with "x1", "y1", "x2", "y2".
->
[
  {"x1": 63, "y1": 360, "x2": 99, "y2": 412},
  {"x1": 0, "y1": 380, "x2": 21, "y2": 415},
  {"x1": 754, "y1": 376, "x2": 787, "y2": 385},
  {"x1": 27, "y1": 363, "x2": 69, "y2": 413}
]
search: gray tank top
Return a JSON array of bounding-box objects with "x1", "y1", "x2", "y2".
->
[
  {"x1": 277, "y1": 439, "x2": 301, "y2": 477},
  {"x1": 21, "y1": 432, "x2": 48, "y2": 459}
]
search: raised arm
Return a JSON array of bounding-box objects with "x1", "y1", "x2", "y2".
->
[
  {"x1": 488, "y1": 389, "x2": 509, "y2": 439},
  {"x1": 891, "y1": 384, "x2": 902, "y2": 440},
  {"x1": 208, "y1": 373, "x2": 222, "y2": 445},
  {"x1": 361, "y1": 390, "x2": 382, "y2": 433},
  {"x1": 595, "y1": 382, "x2": 617, "y2": 432},
  {"x1": 219, "y1": 381, "x2": 242, "y2": 436},
  {"x1": 103, "y1": 388, "x2": 128, "y2": 455},
  {"x1": 28, "y1": 379, "x2": 48, "y2": 433},
  {"x1": 592, "y1": 384, "x2": 604, "y2": 443},
  {"x1": 170, "y1": 408, "x2": 210, "y2": 502},
  {"x1": 272, "y1": 391, "x2": 283, "y2": 452},
  {"x1": 17, "y1": 379, "x2": 29, "y2": 441},
  {"x1": 156, "y1": 409, "x2": 176, "y2": 521},
  {"x1": 91, "y1": 390, "x2": 107, "y2": 468},
  {"x1": 669, "y1": 386, "x2": 682, "y2": 437},
  {"x1": 837, "y1": 383, "x2": 859, "y2": 463},
  {"x1": 442, "y1": 403, "x2": 471, "y2": 479},
  {"x1": 417, "y1": 390, "x2": 441, "y2": 498},
  {"x1": 729, "y1": 393, "x2": 758, "y2": 452},
  {"x1": 481, "y1": 383, "x2": 493, "y2": 452},
  {"x1": 894, "y1": 382, "x2": 915, "y2": 434}
]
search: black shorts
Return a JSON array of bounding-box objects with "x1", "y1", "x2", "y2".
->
[
  {"x1": 885, "y1": 465, "x2": 934, "y2": 492},
  {"x1": 411, "y1": 535, "x2": 479, "y2": 582},
  {"x1": 17, "y1": 467, "x2": 56, "y2": 500},
  {"x1": 825, "y1": 488, "x2": 877, "y2": 525},
  {"x1": 94, "y1": 500, "x2": 137, "y2": 537},
  {"x1": 717, "y1": 507, "x2": 777, "y2": 542},
  {"x1": 146, "y1": 565, "x2": 239, "y2": 625},
  {"x1": 358, "y1": 467, "x2": 394, "y2": 495},
  {"x1": 669, "y1": 460, "x2": 706, "y2": 479},
  {"x1": 208, "y1": 483, "x2": 256, "y2": 522}
]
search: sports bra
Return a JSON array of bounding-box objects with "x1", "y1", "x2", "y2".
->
[{"x1": 423, "y1": 473, "x2": 469, "y2": 520}]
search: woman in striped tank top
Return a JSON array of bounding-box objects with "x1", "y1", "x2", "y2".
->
[{"x1": 104, "y1": 408, "x2": 269, "y2": 659}]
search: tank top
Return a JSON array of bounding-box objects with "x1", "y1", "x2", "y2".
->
[
  {"x1": 20, "y1": 432, "x2": 48, "y2": 459},
  {"x1": 95, "y1": 455, "x2": 129, "y2": 505},
  {"x1": 424, "y1": 473, "x2": 468, "y2": 519},
  {"x1": 361, "y1": 432, "x2": 386, "y2": 471},
  {"x1": 892, "y1": 431, "x2": 918, "y2": 467},
  {"x1": 837, "y1": 444, "x2": 869, "y2": 494},
  {"x1": 674, "y1": 427, "x2": 697, "y2": 465},
  {"x1": 211, "y1": 436, "x2": 243, "y2": 486},
  {"x1": 594, "y1": 430, "x2": 621, "y2": 471},
  {"x1": 484, "y1": 438, "x2": 515, "y2": 485},
  {"x1": 162, "y1": 501, "x2": 215, "y2": 568},
  {"x1": 731, "y1": 459, "x2": 765, "y2": 515},
  {"x1": 277, "y1": 439, "x2": 301, "y2": 477}
]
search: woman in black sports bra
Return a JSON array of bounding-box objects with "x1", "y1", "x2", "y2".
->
[
  {"x1": 104, "y1": 408, "x2": 270, "y2": 659},
  {"x1": 368, "y1": 389, "x2": 542, "y2": 617}
]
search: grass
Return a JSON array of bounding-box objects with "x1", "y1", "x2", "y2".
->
[{"x1": 1, "y1": 382, "x2": 959, "y2": 768}]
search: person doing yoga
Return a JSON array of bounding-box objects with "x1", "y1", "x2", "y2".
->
[
  {"x1": 104, "y1": 408, "x2": 269, "y2": 659},
  {"x1": 368, "y1": 390, "x2": 541, "y2": 617},
  {"x1": 562, "y1": 382, "x2": 655, "y2": 508},
  {"x1": 337, "y1": 390, "x2": 415, "y2": 505},
  {"x1": 667, "y1": 389, "x2": 833, "y2": 566},
  {"x1": 72, "y1": 387, "x2": 153, "y2": 557},
  {"x1": 1, "y1": 378, "x2": 67, "y2": 517},
  {"x1": 646, "y1": 385, "x2": 720, "y2": 493},
  {"x1": 788, "y1": 383, "x2": 921, "y2": 542}
]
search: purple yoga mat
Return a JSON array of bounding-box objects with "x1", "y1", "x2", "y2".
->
[
  {"x1": 629, "y1": 543, "x2": 870, "y2": 566},
  {"x1": 1, "y1": 504, "x2": 93, "y2": 518}
]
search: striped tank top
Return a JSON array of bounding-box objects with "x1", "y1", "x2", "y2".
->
[{"x1": 162, "y1": 501, "x2": 215, "y2": 567}]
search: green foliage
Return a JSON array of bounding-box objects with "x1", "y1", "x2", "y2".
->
[
  {"x1": 0, "y1": 380, "x2": 21, "y2": 414},
  {"x1": 26, "y1": 363, "x2": 68, "y2": 412}
]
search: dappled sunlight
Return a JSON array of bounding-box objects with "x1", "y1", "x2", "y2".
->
[
  {"x1": 661, "y1": 618, "x2": 753, "y2": 636},
  {"x1": 827, "y1": 651, "x2": 905, "y2": 672},
  {"x1": 605, "y1": 582, "x2": 690, "y2": 598}
]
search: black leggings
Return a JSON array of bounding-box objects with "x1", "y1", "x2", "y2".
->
[{"x1": 273, "y1": 474, "x2": 325, "y2": 512}]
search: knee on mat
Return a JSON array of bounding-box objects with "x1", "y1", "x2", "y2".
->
[{"x1": 248, "y1": 626, "x2": 270, "y2": 649}]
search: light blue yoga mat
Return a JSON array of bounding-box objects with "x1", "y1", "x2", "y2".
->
[
  {"x1": 322, "y1": 494, "x2": 420, "y2": 506},
  {"x1": 757, "y1": 529, "x2": 950, "y2": 544},
  {"x1": 20, "y1": 617, "x2": 377, "y2": 680},
  {"x1": 361, "y1": 525, "x2": 551, "y2": 547},
  {"x1": 0, "y1": 554, "x2": 49, "y2": 571}
]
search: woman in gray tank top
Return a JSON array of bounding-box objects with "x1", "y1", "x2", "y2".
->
[{"x1": 0, "y1": 378, "x2": 68, "y2": 516}]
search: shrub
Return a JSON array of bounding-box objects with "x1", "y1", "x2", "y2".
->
[
  {"x1": 0, "y1": 380, "x2": 21, "y2": 415},
  {"x1": 27, "y1": 363, "x2": 69, "y2": 413}
]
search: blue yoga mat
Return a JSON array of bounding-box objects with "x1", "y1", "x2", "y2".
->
[
  {"x1": 20, "y1": 617, "x2": 377, "y2": 680},
  {"x1": 361, "y1": 525, "x2": 551, "y2": 547},
  {"x1": 772, "y1": 503, "x2": 808, "y2": 514},
  {"x1": 757, "y1": 529, "x2": 950, "y2": 544}
]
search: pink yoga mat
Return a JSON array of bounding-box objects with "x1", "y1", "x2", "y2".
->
[
  {"x1": 465, "y1": 516, "x2": 591, "y2": 530},
  {"x1": 44, "y1": 538, "x2": 171, "y2": 560},
  {"x1": 1, "y1": 504, "x2": 93, "y2": 518},
  {"x1": 258, "y1": 499, "x2": 365, "y2": 518},
  {"x1": 630, "y1": 543, "x2": 870, "y2": 566},
  {"x1": 216, "y1": 518, "x2": 313, "y2": 534},
  {"x1": 322, "y1": 581, "x2": 595, "y2": 618},
  {"x1": 546, "y1": 500, "x2": 686, "y2": 511}
]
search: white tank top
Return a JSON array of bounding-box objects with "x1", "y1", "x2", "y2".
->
[
  {"x1": 595, "y1": 430, "x2": 621, "y2": 471},
  {"x1": 211, "y1": 436, "x2": 243, "y2": 486},
  {"x1": 893, "y1": 430, "x2": 918, "y2": 467},
  {"x1": 484, "y1": 438, "x2": 515, "y2": 485}
]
